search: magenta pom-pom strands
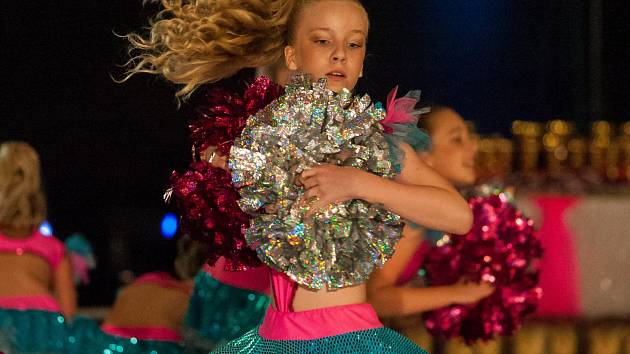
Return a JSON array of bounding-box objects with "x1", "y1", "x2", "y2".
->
[{"x1": 423, "y1": 191, "x2": 543, "y2": 343}]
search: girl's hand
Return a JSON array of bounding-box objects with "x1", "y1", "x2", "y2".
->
[
  {"x1": 452, "y1": 278, "x2": 495, "y2": 305},
  {"x1": 201, "y1": 146, "x2": 228, "y2": 170},
  {"x1": 300, "y1": 165, "x2": 365, "y2": 215}
]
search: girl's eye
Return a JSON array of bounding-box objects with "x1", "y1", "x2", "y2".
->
[
  {"x1": 315, "y1": 39, "x2": 330, "y2": 45},
  {"x1": 348, "y1": 42, "x2": 363, "y2": 49}
]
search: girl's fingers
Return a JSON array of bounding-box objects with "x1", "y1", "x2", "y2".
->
[
  {"x1": 304, "y1": 187, "x2": 322, "y2": 200},
  {"x1": 302, "y1": 177, "x2": 318, "y2": 189},
  {"x1": 301, "y1": 168, "x2": 318, "y2": 179}
]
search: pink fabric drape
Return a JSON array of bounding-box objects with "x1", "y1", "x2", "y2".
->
[{"x1": 533, "y1": 195, "x2": 581, "y2": 317}]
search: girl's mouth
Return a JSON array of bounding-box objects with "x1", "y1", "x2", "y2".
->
[{"x1": 326, "y1": 71, "x2": 346, "y2": 81}]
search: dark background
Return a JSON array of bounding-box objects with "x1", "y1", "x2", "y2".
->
[{"x1": 1, "y1": 1, "x2": 628, "y2": 305}]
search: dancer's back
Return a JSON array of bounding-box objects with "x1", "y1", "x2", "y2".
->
[
  {"x1": 0, "y1": 142, "x2": 77, "y2": 353},
  {"x1": 0, "y1": 229, "x2": 68, "y2": 298},
  {"x1": 103, "y1": 273, "x2": 191, "y2": 330}
]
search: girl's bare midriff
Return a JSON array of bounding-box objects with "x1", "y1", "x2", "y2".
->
[
  {"x1": 0, "y1": 228, "x2": 55, "y2": 297},
  {"x1": 0, "y1": 254, "x2": 53, "y2": 297}
]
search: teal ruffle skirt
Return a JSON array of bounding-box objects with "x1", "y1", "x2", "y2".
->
[
  {"x1": 66, "y1": 316, "x2": 184, "y2": 354},
  {"x1": 183, "y1": 271, "x2": 271, "y2": 351},
  {"x1": 0, "y1": 308, "x2": 70, "y2": 354}
]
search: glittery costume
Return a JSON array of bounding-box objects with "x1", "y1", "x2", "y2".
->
[
  {"x1": 67, "y1": 272, "x2": 189, "y2": 354},
  {"x1": 422, "y1": 189, "x2": 543, "y2": 343},
  {"x1": 183, "y1": 261, "x2": 271, "y2": 352},
  {"x1": 0, "y1": 230, "x2": 73, "y2": 353},
  {"x1": 212, "y1": 76, "x2": 427, "y2": 353}
]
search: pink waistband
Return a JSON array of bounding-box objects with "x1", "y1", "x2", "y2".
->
[
  {"x1": 258, "y1": 302, "x2": 383, "y2": 340},
  {"x1": 101, "y1": 324, "x2": 182, "y2": 342},
  {"x1": 0, "y1": 295, "x2": 61, "y2": 312}
]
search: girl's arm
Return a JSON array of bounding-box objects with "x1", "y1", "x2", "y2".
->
[
  {"x1": 53, "y1": 255, "x2": 78, "y2": 320},
  {"x1": 302, "y1": 142, "x2": 472, "y2": 234},
  {"x1": 368, "y1": 275, "x2": 494, "y2": 317},
  {"x1": 367, "y1": 228, "x2": 493, "y2": 317}
]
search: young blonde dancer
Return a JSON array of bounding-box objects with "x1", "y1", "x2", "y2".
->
[
  {"x1": 125, "y1": 1, "x2": 472, "y2": 351},
  {"x1": 0, "y1": 142, "x2": 77, "y2": 353}
]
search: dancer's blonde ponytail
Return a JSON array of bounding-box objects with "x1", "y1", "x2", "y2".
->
[{"x1": 123, "y1": 0, "x2": 299, "y2": 99}]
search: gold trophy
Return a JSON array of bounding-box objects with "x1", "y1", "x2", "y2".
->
[
  {"x1": 512, "y1": 121, "x2": 543, "y2": 176},
  {"x1": 543, "y1": 120, "x2": 574, "y2": 173},
  {"x1": 590, "y1": 121, "x2": 612, "y2": 181}
]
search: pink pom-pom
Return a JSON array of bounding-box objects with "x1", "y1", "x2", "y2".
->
[
  {"x1": 422, "y1": 193, "x2": 543, "y2": 343},
  {"x1": 170, "y1": 77, "x2": 283, "y2": 271},
  {"x1": 190, "y1": 76, "x2": 284, "y2": 156}
]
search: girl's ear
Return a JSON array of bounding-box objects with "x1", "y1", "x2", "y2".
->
[{"x1": 284, "y1": 45, "x2": 299, "y2": 71}]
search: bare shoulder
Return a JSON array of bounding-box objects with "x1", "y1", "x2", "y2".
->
[{"x1": 395, "y1": 142, "x2": 428, "y2": 185}]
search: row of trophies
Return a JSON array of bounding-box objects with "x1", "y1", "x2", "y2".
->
[
  {"x1": 476, "y1": 120, "x2": 630, "y2": 194},
  {"x1": 402, "y1": 320, "x2": 630, "y2": 354}
]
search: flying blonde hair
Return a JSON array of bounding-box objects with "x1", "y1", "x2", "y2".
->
[
  {"x1": 123, "y1": 0, "x2": 365, "y2": 99},
  {"x1": 0, "y1": 142, "x2": 47, "y2": 233}
]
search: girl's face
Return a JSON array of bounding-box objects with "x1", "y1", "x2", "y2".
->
[
  {"x1": 421, "y1": 109, "x2": 479, "y2": 187},
  {"x1": 284, "y1": 1, "x2": 368, "y2": 93}
]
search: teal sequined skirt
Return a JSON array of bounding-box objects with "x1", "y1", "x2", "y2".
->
[
  {"x1": 0, "y1": 308, "x2": 70, "y2": 354},
  {"x1": 211, "y1": 326, "x2": 428, "y2": 354},
  {"x1": 65, "y1": 316, "x2": 184, "y2": 354},
  {"x1": 183, "y1": 271, "x2": 270, "y2": 351},
  {"x1": 81, "y1": 332, "x2": 184, "y2": 354}
]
